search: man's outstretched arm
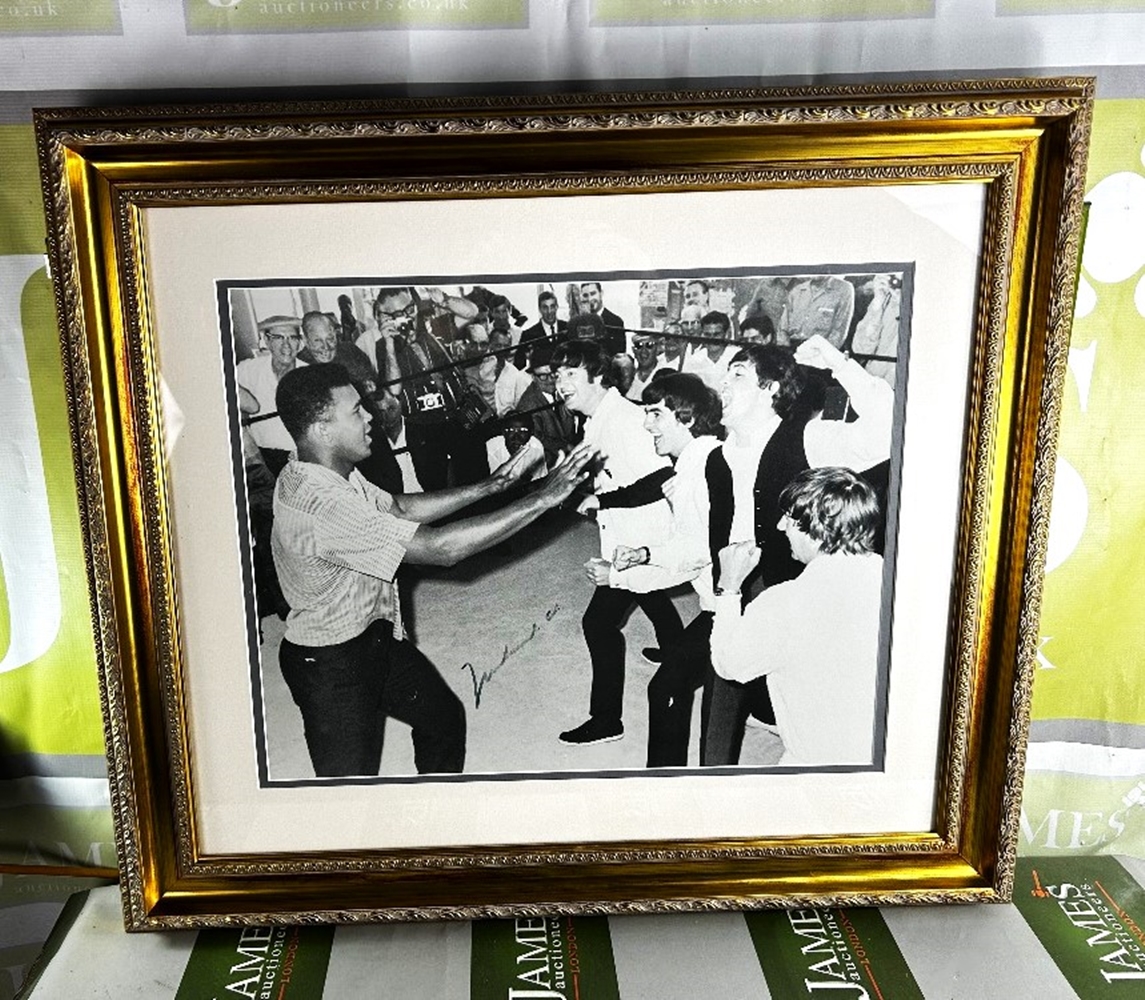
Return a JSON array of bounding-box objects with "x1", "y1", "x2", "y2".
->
[
  {"x1": 403, "y1": 444, "x2": 594, "y2": 567},
  {"x1": 388, "y1": 439, "x2": 544, "y2": 524}
]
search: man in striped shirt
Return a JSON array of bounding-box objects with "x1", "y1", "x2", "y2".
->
[{"x1": 271, "y1": 364, "x2": 591, "y2": 778}]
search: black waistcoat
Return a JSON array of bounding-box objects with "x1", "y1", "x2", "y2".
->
[{"x1": 706, "y1": 414, "x2": 810, "y2": 593}]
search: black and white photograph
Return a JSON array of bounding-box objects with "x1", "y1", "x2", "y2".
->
[
  {"x1": 148, "y1": 182, "x2": 983, "y2": 854},
  {"x1": 219, "y1": 267, "x2": 911, "y2": 787}
]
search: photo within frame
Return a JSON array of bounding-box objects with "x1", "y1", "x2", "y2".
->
[
  {"x1": 38, "y1": 81, "x2": 1091, "y2": 921},
  {"x1": 217, "y1": 265, "x2": 913, "y2": 788}
]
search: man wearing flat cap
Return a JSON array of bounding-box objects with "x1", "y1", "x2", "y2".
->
[{"x1": 237, "y1": 314, "x2": 309, "y2": 476}]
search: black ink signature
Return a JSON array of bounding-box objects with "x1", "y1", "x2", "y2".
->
[{"x1": 462, "y1": 603, "x2": 560, "y2": 707}]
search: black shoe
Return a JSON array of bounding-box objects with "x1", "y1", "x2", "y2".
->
[
  {"x1": 641, "y1": 647, "x2": 662, "y2": 664},
  {"x1": 559, "y1": 718, "x2": 624, "y2": 745}
]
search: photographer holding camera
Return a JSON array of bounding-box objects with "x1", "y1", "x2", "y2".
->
[{"x1": 374, "y1": 286, "x2": 488, "y2": 489}]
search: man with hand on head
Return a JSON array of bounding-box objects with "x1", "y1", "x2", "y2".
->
[
  {"x1": 702, "y1": 334, "x2": 893, "y2": 766},
  {"x1": 271, "y1": 363, "x2": 592, "y2": 778}
]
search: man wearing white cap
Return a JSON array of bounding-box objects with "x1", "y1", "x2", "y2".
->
[{"x1": 237, "y1": 314, "x2": 309, "y2": 475}]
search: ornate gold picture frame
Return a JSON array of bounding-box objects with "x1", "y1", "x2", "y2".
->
[{"x1": 36, "y1": 78, "x2": 1092, "y2": 928}]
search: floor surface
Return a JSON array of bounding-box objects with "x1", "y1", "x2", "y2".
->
[{"x1": 256, "y1": 509, "x2": 782, "y2": 782}]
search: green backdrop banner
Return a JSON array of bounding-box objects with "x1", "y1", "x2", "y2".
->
[
  {"x1": 1033, "y1": 99, "x2": 1145, "y2": 727},
  {"x1": 183, "y1": 0, "x2": 527, "y2": 32},
  {"x1": 175, "y1": 925, "x2": 336, "y2": 1000},
  {"x1": 0, "y1": 126, "x2": 112, "y2": 869},
  {"x1": 0, "y1": 1, "x2": 121, "y2": 34},
  {"x1": 746, "y1": 907, "x2": 924, "y2": 998},
  {"x1": 591, "y1": 0, "x2": 933, "y2": 25},
  {"x1": 1019, "y1": 98, "x2": 1145, "y2": 861}
]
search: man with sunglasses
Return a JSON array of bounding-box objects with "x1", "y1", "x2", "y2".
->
[
  {"x1": 237, "y1": 314, "x2": 309, "y2": 476},
  {"x1": 625, "y1": 333, "x2": 668, "y2": 402}
]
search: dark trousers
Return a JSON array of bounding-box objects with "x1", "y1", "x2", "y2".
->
[
  {"x1": 583, "y1": 586, "x2": 684, "y2": 726},
  {"x1": 646, "y1": 611, "x2": 712, "y2": 768},
  {"x1": 245, "y1": 459, "x2": 288, "y2": 621},
  {"x1": 407, "y1": 419, "x2": 488, "y2": 490},
  {"x1": 702, "y1": 672, "x2": 776, "y2": 766},
  {"x1": 279, "y1": 619, "x2": 465, "y2": 777}
]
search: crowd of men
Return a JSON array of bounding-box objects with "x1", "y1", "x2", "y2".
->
[{"x1": 235, "y1": 276, "x2": 900, "y2": 778}]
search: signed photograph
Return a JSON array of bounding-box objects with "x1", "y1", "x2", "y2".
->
[{"x1": 220, "y1": 267, "x2": 911, "y2": 787}]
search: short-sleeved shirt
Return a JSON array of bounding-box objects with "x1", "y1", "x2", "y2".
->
[
  {"x1": 271, "y1": 460, "x2": 419, "y2": 647},
  {"x1": 779, "y1": 277, "x2": 855, "y2": 348},
  {"x1": 236, "y1": 354, "x2": 307, "y2": 452},
  {"x1": 494, "y1": 362, "x2": 532, "y2": 416},
  {"x1": 681, "y1": 344, "x2": 737, "y2": 391}
]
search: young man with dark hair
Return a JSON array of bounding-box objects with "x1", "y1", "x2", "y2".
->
[
  {"x1": 611, "y1": 373, "x2": 724, "y2": 767},
  {"x1": 487, "y1": 294, "x2": 513, "y2": 334},
  {"x1": 552, "y1": 341, "x2": 687, "y2": 746},
  {"x1": 271, "y1": 363, "x2": 591, "y2": 778},
  {"x1": 710, "y1": 467, "x2": 884, "y2": 766},
  {"x1": 702, "y1": 334, "x2": 894, "y2": 765},
  {"x1": 738, "y1": 312, "x2": 776, "y2": 345},
  {"x1": 566, "y1": 310, "x2": 607, "y2": 345}
]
